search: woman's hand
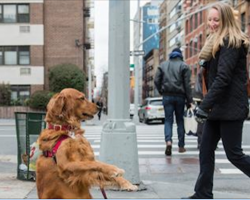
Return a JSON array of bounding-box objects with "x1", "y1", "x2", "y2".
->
[{"x1": 195, "y1": 107, "x2": 208, "y2": 123}]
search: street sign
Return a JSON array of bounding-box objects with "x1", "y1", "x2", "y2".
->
[{"x1": 130, "y1": 50, "x2": 145, "y2": 56}]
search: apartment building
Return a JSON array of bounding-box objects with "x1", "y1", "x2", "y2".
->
[
  {"x1": 143, "y1": 49, "x2": 159, "y2": 97},
  {"x1": 184, "y1": 0, "x2": 209, "y2": 85},
  {"x1": 158, "y1": 0, "x2": 185, "y2": 70},
  {"x1": 234, "y1": 0, "x2": 250, "y2": 75},
  {"x1": 0, "y1": 0, "x2": 91, "y2": 104},
  {"x1": 141, "y1": 2, "x2": 160, "y2": 99},
  {"x1": 0, "y1": 0, "x2": 44, "y2": 104},
  {"x1": 159, "y1": 1, "x2": 167, "y2": 63}
]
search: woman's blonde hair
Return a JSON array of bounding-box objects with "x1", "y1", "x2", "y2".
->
[{"x1": 210, "y1": 2, "x2": 249, "y2": 57}]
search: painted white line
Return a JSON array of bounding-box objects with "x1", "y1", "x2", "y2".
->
[
  {"x1": 215, "y1": 159, "x2": 230, "y2": 164},
  {"x1": 219, "y1": 169, "x2": 243, "y2": 174},
  {"x1": 0, "y1": 135, "x2": 16, "y2": 137},
  {"x1": 94, "y1": 139, "x2": 201, "y2": 143},
  {"x1": 94, "y1": 151, "x2": 246, "y2": 156},
  {"x1": 91, "y1": 144, "x2": 230, "y2": 149},
  {"x1": 91, "y1": 144, "x2": 200, "y2": 149}
]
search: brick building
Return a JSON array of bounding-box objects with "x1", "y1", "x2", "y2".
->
[
  {"x1": 0, "y1": 0, "x2": 91, "y2": 104},
  {"x1": 184, "y1": 0, "x2": 250, "y2": 88},
  {"x1": 183, "y1": 0, "x2": 210, "y2": 86}
]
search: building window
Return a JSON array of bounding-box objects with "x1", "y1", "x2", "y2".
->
[
  {"x1": 199, "y1": 34, "x2": 202, "y2": 50},
  {"x1": 5, "y1": 46, "x2": 17, "y2": 65},
  {"x1": 169, "y1": 23, "x2": 176, "y2": 32},
  {"x1": 199, "y1": 11, "x2": 203, "y2": 25},
  {"x1": 189, "y1": 40, "x2": 193, "y2": 57},
  {"x1": 11, "y1": 85, "x2": 30, "y2": 105},
  {"x1": 1, "y1": 4, "x2": 29, "y2": 23},
  {"x1": 17, "y1": 5, "x2": 29, "y2": 22},
  {"x1": 0, "y1": 46, "x2": 30, "y2": 65},
  {"x1": 190, "y1": 15, "x2": 193, "y2": 31},
  {"x1": 194, "y1": 38, "x2": 198, "y2": 54},
  {"x1": 185, "y1": 20, "x2": 189, "y2": 35},
  {"x1": 170, "y1": 8, "x2": 176, "y2": 19},
  {"x1": 194, "y1": 13, "x2": 198, "y2": 29},
  {"x1": 169, "y1": 37, "x2": 176, "y2": 47},
  {"x1": 19, "y1": 46, "x2": 30, "y2": 65},
  {"x1": 3, "y1": 5, "x2": 16, "y2": 23}
]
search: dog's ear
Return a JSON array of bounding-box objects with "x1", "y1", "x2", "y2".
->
[{"x1": 46, "y1": 93, "x2": 66, "y2": 119}]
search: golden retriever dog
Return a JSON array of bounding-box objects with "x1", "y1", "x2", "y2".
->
[{"x1": 36, "y1": 88, "x2": 138, "y2": 199}]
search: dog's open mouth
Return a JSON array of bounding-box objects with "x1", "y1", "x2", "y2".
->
[{"x1": 82, "y1": 113, "x2": 94, "y2": 119}]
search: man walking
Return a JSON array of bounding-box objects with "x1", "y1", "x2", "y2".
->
[{"x1": 154, "y1": 48, "x2": 192, "y2": 156}]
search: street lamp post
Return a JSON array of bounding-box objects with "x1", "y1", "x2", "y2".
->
[
  {"x1": 99, "y1": 0, "x2": 140, "y2": 184},
  {"x1": 133, "y1": 0, "x2": 141, "y2": 124},
  {"x1": 88, "y1": 63, "x2": 92, "y2": 101}
]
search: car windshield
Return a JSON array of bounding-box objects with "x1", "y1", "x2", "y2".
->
[{"x1": 149, "y1": 100, "x2": 162, "y2": 106}]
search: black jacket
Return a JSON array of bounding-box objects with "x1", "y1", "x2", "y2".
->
[
  {"x1": 200, "y1": 40, "x2": 249, "y2": 120},
  {"x1": 154, "y1": 58, "x2": 192, "y2": 105}
]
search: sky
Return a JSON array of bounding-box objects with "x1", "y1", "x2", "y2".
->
[{"x1": 94, "y1": 0, "x2": 151, "y2": 89}]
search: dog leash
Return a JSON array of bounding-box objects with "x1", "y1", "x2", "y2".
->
[{"x1": 100, "y1": 187, "x2": 108, "y2": 199}]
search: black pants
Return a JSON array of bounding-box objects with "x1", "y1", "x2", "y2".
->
[
  {"x1": 98, "y1": 110, "x2": 102, "y2": 120},
  {"x1": 194, "y1": 120, "x2": 250, "y2": 199},
  {"x1": 197, "y1": 122, "x2": 204, "y2": 149}
]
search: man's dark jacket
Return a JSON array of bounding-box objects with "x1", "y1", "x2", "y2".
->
[
  {"x1": 154, "y1": 57, "x2": 192, "y2": 106},
  {"x1": 200, "y1": 40, "x2": 249, "y2": 120}
]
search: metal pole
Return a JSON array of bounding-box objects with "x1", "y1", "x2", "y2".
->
[
  {"x1": 99, "y1": 0, "x2": 140, "y2": 184},
  {"x1": 88, "y1": 63, "x2": 92, "y2": 101},
  {"x1": 133, "y1": 0, "x2": 140, "y2": 124}
]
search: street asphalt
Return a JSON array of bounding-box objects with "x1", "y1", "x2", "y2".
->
[{"x1": 1, "y1": 114, "x2": 250, "y2": 199}]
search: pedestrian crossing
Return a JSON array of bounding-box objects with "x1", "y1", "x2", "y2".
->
[{"x1": 83, "y1": 124, "x2": 249, "y2": 176}]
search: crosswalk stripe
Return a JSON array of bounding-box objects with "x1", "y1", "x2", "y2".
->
[
  {"x1": 94, "y1": 151, "x2": 250, "y2": 156},
  {"x1": 215, "y1": 159, "x2": 230, "y2": 164},
  {"x1": 220, "y1": 169, "x2": 243, "y2": 174},
  {"x1": 90, "y1": 144, "x2": 250, "y2": 149},
  {"x1": 94, "y1": 139, "x2": 204, "y2": 143},
  {"x1": 83, "y1": 126, "x2": 248, "y2": 175}
]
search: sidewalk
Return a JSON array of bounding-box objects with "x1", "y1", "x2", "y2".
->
[
  {"x1": 1, "y1": 116, "x2": 250, "y2": 199},
  {"x1": 24, "y1": 180, "x2": 250, "y2": 199}
]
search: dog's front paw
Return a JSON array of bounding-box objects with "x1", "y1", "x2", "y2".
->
[{"x1": 121, "y1": 183, "x2": 138, "y2": 191}]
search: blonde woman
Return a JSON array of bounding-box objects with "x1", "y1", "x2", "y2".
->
[{"x1": 184, "y1": 2, "x2": 250, "y2": 199}]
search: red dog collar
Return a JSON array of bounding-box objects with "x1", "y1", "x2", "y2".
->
[
  {"x1": 47, "y1": 123, "x2": 74, "y2": 131},
  {"x1": 43, "y1": 135, "x2": 69, "y2": 162}
]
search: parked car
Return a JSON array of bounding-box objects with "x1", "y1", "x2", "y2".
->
[{"x1": 138, "y1": 97, "x2": 164, "y2": 124}]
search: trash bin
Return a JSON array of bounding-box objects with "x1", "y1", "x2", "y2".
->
[{"x1": 15, "y1": 111, "x2": 46, "y2": 181}]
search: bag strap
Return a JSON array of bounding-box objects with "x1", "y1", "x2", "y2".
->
[
  {"x1": 202, "y1": 69, "x2": 208, "y2": 97},
  {"x1": 187, "y1": 108, "x2": 194, "y2": 116}
]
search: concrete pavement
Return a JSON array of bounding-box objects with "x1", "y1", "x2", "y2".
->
[
  {"x1": 1, "y1": 115, "x2": 250, "y2": 199},
  {"x1": 25, "y1": 180, "x2": 250, "y2": 199}
]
